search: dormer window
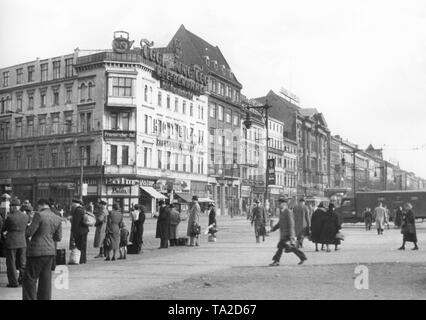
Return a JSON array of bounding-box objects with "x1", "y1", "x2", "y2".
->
[
  {"x1": 203, "y1": 56, "x2": 210, "y2": 66},
  {"x1": 212, "y1": 60, "x2": 218, "y2": 69}
]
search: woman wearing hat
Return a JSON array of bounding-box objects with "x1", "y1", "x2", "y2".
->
[
  {"x1": 187, "y1": 196, "x2": 201, "y2": 246},
  {"x1": 399, "y1": 203, "x2": 418, "y2": 250},
  {"x1": 207, "y1": 203, "x2": 217, "y2": 242},
  {"x1": 319, "y1": 203, "x2": 342, "y2": 252}
]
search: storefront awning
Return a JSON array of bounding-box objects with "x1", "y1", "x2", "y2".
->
[
  {"x1": 174, "y1": 193, "x2": 192, "y2": 203},
  {"x1": 140, "y1": 187, "x2": 167, "y2": 199}
]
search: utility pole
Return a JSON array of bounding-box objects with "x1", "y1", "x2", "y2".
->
[{"x1": 80, "y1": 152, "x2": 85, "y2": 199}]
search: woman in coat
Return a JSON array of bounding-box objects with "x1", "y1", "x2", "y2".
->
[
  {"x1": 169, "y1": 204, "x2": 181, "y2": 246},
  {"x1": 104, "y1": 203, "x2": 123, "y2": 261},
  {"x1": 319, "y1": 203, "x2": 341, "y2": 252},
  {"x1": 208, "y1": 203, "x2": 217, "y2": 242},
  {"x1": 133, "y1": 204, "x2": 145, "y2": 254},
  {"x1": 156, "y1": 200, "x2": 170, "y2": 248},
  {"x1": 187, "y1": 196, "x2": 201, "y2": 246},
  {"x1": 310, "y1": 202, "x2": 327, "y2": 252},
  {"x1": 94, "y1": 200, "x2": 108, "y2": 258},
  {"x1": 398, "y1": 203, "x2": 418, "y2": 250}
]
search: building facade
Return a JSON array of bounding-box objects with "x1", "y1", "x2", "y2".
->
[
  {"x1": 0, "y1": 32, "x2": 210, "y2": 214},
  {"x1": 168, "y1": 25, "x2": 243, "y2": 215}
]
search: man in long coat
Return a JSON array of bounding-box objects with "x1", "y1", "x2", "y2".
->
[
  {"x1": 3, "y1": 198, "x2": 28, "y2": 287},
  {"x1": 187, "y1": 196, "x2": 201, "y2": 246},
  {"x1": 269, "y1": 197, "x2": 307, "y2": 266},
  {"x1": 94, "y1": 200, "x2": 108, "y2": 258},
  {"x1": 251, "y1": 199, "x2": 267, "y2": 243},
  {"x1": 156, "y1": 200, "x2": 170, "y2": 248},
  {"x1": 169, "y1": 204, "x2": 181, "y2": 246},
  {"x1": 70, "y1": 198, "x2": 89, "y2": 264},
  {"x1": 293, "y1": 198, "x2": 311, "y2": 248},
  {"x1": 374, "y1": 202, "x2": 387, "y2": 235}
]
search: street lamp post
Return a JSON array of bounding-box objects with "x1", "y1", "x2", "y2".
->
[{"x1": 243, "y1": 101, "x2": 271, "y2": 208}]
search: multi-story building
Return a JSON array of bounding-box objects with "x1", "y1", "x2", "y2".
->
[
  {"x1": 283, "y1": 137, "x2": 298, "y2": 200},
  {"x1": 256, "y1": 90, "x2": 330, "y2": 198},
  {"x1": 0, "y1": 32, "x2": 210, "y2": 214},
  {"x1": 167, "y1": 25, "x2": 243, "y2": 215}
]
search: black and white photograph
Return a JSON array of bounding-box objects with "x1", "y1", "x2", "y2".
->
[{"x1": 1, "y1": 0, "x2": 426, "y2": 307}]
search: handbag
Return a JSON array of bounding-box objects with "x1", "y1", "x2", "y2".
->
[
  {"x1": 103, "y1": 233, "x2": 112, "y2": 250},
  {"x1": 68, "y1": 248, "x2": 81, "y2": 265},
  {"x1": 191, "y1": 223, "x2": 201, "y2": 237},
  {"x1": 83, "y1": 211, "x2": 96, "y2": 227},
  {"x1": 335, "y1": 232, "x2": 345, "y2": 241}
]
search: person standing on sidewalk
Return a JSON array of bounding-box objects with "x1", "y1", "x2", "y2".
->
[
  {"x1": 94, "y1": 200, "x2": 108, "y2": 258},
  {"x1": 269, "y1": 197, "x2": 307, "y2": 266},
  {"x1": 70, "y1": 198, "x2": 89, "y2": 264},
  {"x1": 310, "y1": 202, "x2": 327, "y2": 252},
  {"x1": 105, "y1": 203, "x2": 123, "y2": 261},
  {"x1": 156, "y1": 200, "x2": 171, "y2": 249},
  {"x1": 394, "y1": 206, "x2": 403, "y2": 229},
  {"x1": 374, "y1": 202, "x2": 387, "y2": 235},
  {"x1": 132, "y1": 204, "x2": 146, "y2": 254},
  {"x1": 398, "y1": 203, "x2": 418, "y2": 250},
  {"x1": 293, "y1": 198, "x2": 310, "y2": 248},
  {"x1": 187, "y1": 196, "x2": 201, "y2": 246},
  {"x1": 363, "y1": 208, "x2": 373, "y2": 231},
  {"x1": 207, "y1": 203, "x2": 217, "y2": 242},
  {"x1": 22, "y1": 198, "x2": 62, "y2": 300},
  {"x1": 169, "y1": 204, "x2": 181, "y2": 246},
  {"x1": 2, "y1": 198, "x2": 28, "y2": 287},
  {"x1": 251, "y1": 199, "x2": 267, "y2": 243}
]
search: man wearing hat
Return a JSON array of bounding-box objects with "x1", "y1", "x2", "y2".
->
[
  {"x1": 269, "y1": 197, "x2": 307, "y2": 266},
  {"x1": 94, "y1": 200, "x2": 108, "y2": 258},
  {"x1": 70, "y1": 198, "x2": 89, "y2": 264},
  {"x1": 187, "y1": 195, "x2": 201, "y2": 246},
  {"x1": 2, "y1": 198, "x2": 29, "y2": 287},
  {"x1": 251, "y1": 199, "x2": 267, "y2": 243},
  {"x1": 156, "y1": 200, "x2": 170, "y2": 248},
  {"x1": 293, "y1": 197, "x2": 311, "y2": 248}
]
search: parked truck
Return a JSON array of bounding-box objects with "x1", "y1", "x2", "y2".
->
[{"x1": 336, "y1": 190, "x2": 426, "y2": 223}]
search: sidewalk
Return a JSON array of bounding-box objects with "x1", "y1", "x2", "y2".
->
[{"x1": 0, "y1": 216, "x2": 425, "y2": 300}]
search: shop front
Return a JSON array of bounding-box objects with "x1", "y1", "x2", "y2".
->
[
  {"x1": 268, "y1": 186, "x2": 283, "y2": 216},
  {"x1": 105, "y1": 177, "x2": 139, "y2": 214},
  {"x1": 12, "y1": 177, "x2": 36, "y2": 205},
  {"x1": 0, "y1": 178, "x2": 12, "y2": 198}
]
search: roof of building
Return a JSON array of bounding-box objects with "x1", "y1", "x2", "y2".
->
[{"x1": 167, "y1": 25, "x2": 242, "y2": 87}]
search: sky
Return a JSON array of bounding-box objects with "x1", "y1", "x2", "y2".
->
[{"x1": 1, "y1": 0, "x2": 426, "y2": 178}]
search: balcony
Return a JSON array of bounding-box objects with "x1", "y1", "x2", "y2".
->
[
  {"x1": 106, "y1": 96, "x2": 137, "y2": 108},
  {"x1": 104, "y1": 165, "x2": 137, "y2": 175}
]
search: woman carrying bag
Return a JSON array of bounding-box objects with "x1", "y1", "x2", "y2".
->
[{"x1": 398, "y1": 203, "x2": 418, "y2": 251}]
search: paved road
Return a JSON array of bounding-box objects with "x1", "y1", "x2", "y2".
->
[{"x1": 0, "y1": 215, "x2": 425, "y2": 300}]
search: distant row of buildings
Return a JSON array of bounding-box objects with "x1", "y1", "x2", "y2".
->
[{"x1": 0, "y1": 25, "x2": 424, "y2": 215}]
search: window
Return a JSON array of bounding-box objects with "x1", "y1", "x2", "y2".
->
[
  {"x1": 28, "y1": 93, "x2": 34, "y2": 110},
  {"x1": 122, "y1": 146, "x2": 129, "y2": 165},
  {"x1": 144, "y1": 85, "x2": 148, "y2": 102},
  {"x1": 51, "y1": 146, "x2": 58, "y2": 167},
  {"x1": 28, "y1": 66, "x2": 35, "y2": 82},
  {"x1": 144, "y1": 115, "x2": 148, "y2": 134},
  {"x1": 65, "y1": 86, "x2": 72, "y2": 104},
  {"x1": 64, "y1": 112, "x2": 73, "y2": 133},
  {"x1": 122, "y1": 113, "x2": 129, "y2": 131},
  {"x1": 0, "y1": 98, "x2": 4, "y2": 114},
  {"x1": 109, "y1": 145, "x2": 117, "y2": 165},
  {"x1": 87, "y1": 83, "x2": 94, "y2": 101},
  {"x1": 51, "y1": 113, "x2": 60, "y2": 135},
  {"x1": 182, "y1": 101, "x2": 186, "y2": 114},
  {"x1": 218, "y1": 105, "x2": 224, "y2": 121},
  {"x1": 157, "y1": 91, "x2": 162, "y2": 106},
  {"x1": 41, "y1": 63, "x2": 48, "y2": 82},
  {"x1": 190, "y1": 156, "x2": 193, "y2": 173},
  {"x1": 15, "y1": 118, "x2": 23, "y2": 138},
  {"x1": 79, "y1": 112, "x2": 92, "y2": 132},
  {"x1": 233, "y1": 114, "x2": 239, "y2": 126},
  {"x1": 38, "y1": 148, "x2": 45, "y2": 168},
  {"x1": 80, "y1": 146, "x2": 91, "y2": 166},
  {"x1": 157, "y1": 150, "x2": 162, "y2": 169},
  {"x1": 174, "y1": 98, "x2": 179, "y2": 112},
  {"x1": 175, "y1": 154, "x2": 179, "y2": 171},
  {"x1": 16, "y1": 94, "x2": 23, "y2": 112},
  {"x1": 209, "y1": 103, "x2": 216, "y2": 118},
  {"x1": 166, "y1": 151, "x2": 171, "y2": 170},
  {"x1": 201, "y1": 106, "x2": 204, "y2": 120},
  {"x1": 183, "y1": 155, "x2": 187, "y2": 172},
  {"x1": 3, "y1": 72, "x2": 9, "y2": 87},
  {"x1": 38, "y1": 116, "x2": 46, "y2": 136},
  {"x1": 143, "y1": 147, "x2": 148, "y2": 167},
  {"x1": 112, "y1": 77, "x2": 133, "y2": 96},
  {"x1": 15, "y1": 150, "x2": 22, "y2": 169},
  {"x1": 40, "y1": 91, "x2": 46, "y2": 107},
  {"x1": 225, "y1": 110, "x2": 231, "y2": 123},
  {"x1": 27, "y1": 117, "x2": 34, "y2": 137},
  {"x1": 64, "y1": 145, "x2": 71, "y2": 166},
  {"x1": 53, "y1": 90, "x2": 59, "y2": 106},
  {"x1": 79, "y1": 84, "x2": 86, "y2": 102},
  {"x1": 166, "y1": 95, "x2": 170, "y2": 109},
  {"x1": 65, "y1": 58, "x2": 73, "y2": 78},
  {"x1": 190, "y1": 103, "x2": 193, "y2": 116},
  {"x1": 16, "y1": 69, "x2": 23, "y2": 84},
  {"x1": 53, "y1": 61, "x2": 60, "y2": 80},
  {"x1": 25, "y1": 149, "x2": 33, "y2": 169}
]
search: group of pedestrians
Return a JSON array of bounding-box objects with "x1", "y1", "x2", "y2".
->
[
  {"x1": 155, "y1": 195, "x2": 217, "y2": 248},
  {"x1": 0, "y1": 197, "x2": 62, "y2": 300}
]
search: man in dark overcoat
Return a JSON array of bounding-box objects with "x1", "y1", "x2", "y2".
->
[
  {"x1": 156, "y1": 200, "x2": 170, "y2": 248},
  {"x1": 251, "y1": 199, "x2": 267, "y2": 243},
  {"x1": 70, "y1": 198, "x2": 89, "y2": 264},
  {"x1": 3, "y1": 198, "x2": 29, "y2": 287}
]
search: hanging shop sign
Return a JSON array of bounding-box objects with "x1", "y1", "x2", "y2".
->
[
  {"x1": 106, "y1": 177, "x2": 139, "y2": 186},
  {"x1": 241, "y1": 186, "x2": 251, "y2": 197},
  {"x1": 267, "y1": 158, "x2": 276, "y2": 185},
  {"x1": 104, "y1": 130, "x2": 136, "y2": 140}
]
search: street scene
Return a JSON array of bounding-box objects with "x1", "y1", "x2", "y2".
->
[{"x1": 1, "y1": 0, "x2": 426, "y2": 302}]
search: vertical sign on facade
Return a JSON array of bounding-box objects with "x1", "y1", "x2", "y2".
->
[{"x1": 267, "y1": 159, "x2": 276, "y2": 185}]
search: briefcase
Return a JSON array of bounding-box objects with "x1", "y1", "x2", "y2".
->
[
  {"x1": 178, "y1": 237, "x2": 188, "y2": 246},
  {"x1": 56, "y1": 249, "x2": 66, "y2": 266}
]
